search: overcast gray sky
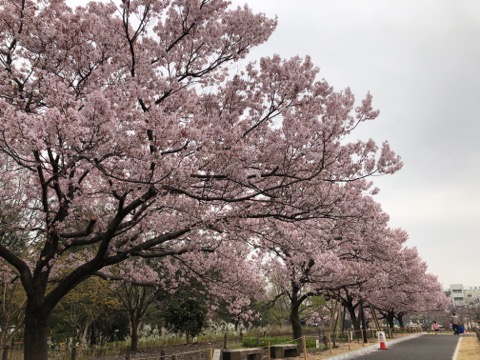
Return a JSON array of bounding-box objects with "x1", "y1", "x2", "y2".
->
[{"x1": 230, "y1": 0, "x2": 480, "y2": 289}]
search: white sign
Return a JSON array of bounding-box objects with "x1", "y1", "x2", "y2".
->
[
  {"x1": 213, "y1": 349, "x2": 221, "y2": 360},
  {"x1": 377, "y1": 331, "x2": 386, "y2": 343}
]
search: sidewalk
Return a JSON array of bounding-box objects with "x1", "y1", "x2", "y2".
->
[
  {"x1": 319, "y1": 332, "x2": 479, "y2": 360},
  {"x1": 321, "y1": 332, "x2": 424, "y2": 360}
]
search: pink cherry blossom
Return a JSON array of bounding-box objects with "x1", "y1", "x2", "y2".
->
[{"x1": 0, "y1": 0, "x2": 402, "y2": 358}]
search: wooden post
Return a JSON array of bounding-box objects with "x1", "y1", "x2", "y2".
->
[
  {"x1": 71, "y1": 346, "x2": 76, "y2": 360},
  {"x1": 267, "y1": 341, "x2": 271, "y2": 360},
  {"x1": 223, "y1": 333, "x2": 227, "y2": 349},
  {"x1": 302, "y1": 336, "x2": 307, "y2": 360},
  {"x1": 370, "y1": 305, "x2": 381, "y2": 331},
  {"x1": 329, "y1": 300, "x2": 338, "y2": 335},
  {"x1": 2, "y1": 346, "x2": 9, "y2": 360},
  {"x1": 209, "y1": 348, "x2": 213, "y2": 360},
  {"x1": 336, "y1": 301, "x2": 342, "y2": 333}
]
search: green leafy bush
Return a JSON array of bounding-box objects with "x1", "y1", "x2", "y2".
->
[{"x1": 242, "y1": 336, "x2": 318, "y2": 348}]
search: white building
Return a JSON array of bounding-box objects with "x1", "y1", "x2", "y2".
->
[{"x1": 449, "y1": 284, "x2": 480, "y2": 308}]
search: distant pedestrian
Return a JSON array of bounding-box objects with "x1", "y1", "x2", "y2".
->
[
  {"x1": 451, "y1": 313, "x2": 460, "y2": 335},
  {"x1": 432, "y1": 321, "x2": 439, "y2": 334}
]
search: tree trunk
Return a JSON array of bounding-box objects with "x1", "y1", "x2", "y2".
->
[
  {"x1": 78, "y1": 318, "x2": 92, "y2": 347},
  {"x1": 24, "y1": 306, "x2": 49, "y2": 360},
  {"x1": 397, "y1": 314, "x2": 405, "y2": 328},
  {"x1": 345, "y1": 301, "x2": 360, "y2": 331},
  {"x1": 341, "y1": 305, "x2": 346, "y2": 333},
  {"x1": 130, "y1": 326, "x2": 138, "y2": 352},
  {"x1": 290, "y1": 302, "x2": 303, "y2": 340},
  {"x1": 129, "y1": 313, "x2": 140, "y2": 352},
  {"x1": 386, "y1": 311, "x2": 395, "y2": 329}
]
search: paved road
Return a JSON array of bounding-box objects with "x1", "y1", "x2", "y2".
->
[{"x1": 350, "y1": 334, "x2": 460, "y2": 360}]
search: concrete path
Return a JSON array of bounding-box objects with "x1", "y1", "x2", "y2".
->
[{"x1": 339, "y1": 333, "x2": 461, "y2": 360}]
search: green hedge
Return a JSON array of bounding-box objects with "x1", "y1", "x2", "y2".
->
[{"x1": 242, "y1": 336, "x2": 318, "y2": 349}]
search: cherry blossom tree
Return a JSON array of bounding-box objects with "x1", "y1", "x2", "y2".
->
[
  {"x1": 259, "y1": 197, "x2": 402, "y2": 339},
  {"x1": 322, "y1": 217, "x2": 408, "y2": 341},
  {"x1": 108, "y1": 241, "x2": 265, "y2": 351},
  {"x1": 369, "y1": 247, "x2": 449, "y2": 328},
  {"x1": 327, "y1": 232, "x2": 444, "y2": 343},
  {"x1": 458, "y1": 305, "x2": 480, "y2": 328},
  {"x1": 0, "y1": 0, "x2": 401, "y2": 358},
  {"x1": 261, "y1": 219, "x2": 340, "y2": 339}
]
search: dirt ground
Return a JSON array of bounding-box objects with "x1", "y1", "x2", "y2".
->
[
  {"x1": 302, "y1": 341, "x2": 376, "y2": 359},
  {"x1": 294, "y1": 335, "x2": 404, "y2": 360}
]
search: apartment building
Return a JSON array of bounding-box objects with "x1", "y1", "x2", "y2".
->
[{"x1": 449, "y1": 284, "x2": 480, "y2": 308}]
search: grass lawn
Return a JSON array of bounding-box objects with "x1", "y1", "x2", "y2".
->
[{"x1": 456, "y1": 335, "x2": 480, "y2": 360}]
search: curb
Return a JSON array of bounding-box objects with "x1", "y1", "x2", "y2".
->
[
  {"x1": 452, "y1": 336, "x2": 462, "y2": 360},
  {"x1": 323, "y1": 332, "x2": 426, "y2": 360}
]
